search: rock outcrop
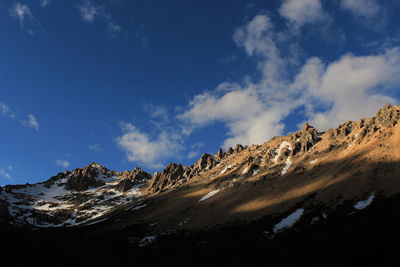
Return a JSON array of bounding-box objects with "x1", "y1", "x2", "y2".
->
[
  {"x1": 116, "y1": 167, "x2": 151, "y2": 192},
  {"x1": 374, "y1": 103, "x2": 399, "y2": 127},
  {"x1": 216, "y1": 148, "x2": 224, "y2": 160},
  {"x1": 292, "y1": 123, "x2": 320, "y2": 154},
  {"x1": 194, "y1": 153, "x2": 215, "y2": 171},
  {"x1": 148, "y1": 163, "x2": 186, "y2": 193},
  {"x1": 65, "y1": 163, "x2": 107, "y2": 191}
]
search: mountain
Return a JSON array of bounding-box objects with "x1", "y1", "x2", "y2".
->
[{"x1": 1, "y1": 104, "x2": 400, "y2": 266}]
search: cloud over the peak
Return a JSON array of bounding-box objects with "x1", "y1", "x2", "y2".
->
[
  {"x1": 116, "y1": 123, "x2": 182, "y2": 169},
  {"x1": 0, "y1": 166, "x2": 12, "y2": 180},
  {"x1": 296, "y1": 49, "x2": 400, "y2": 129},
  {"x1": 178, "y1": 14, "x2": 400, "y2": 148},
  {"x1": 56, "y1": 159, "x2": 70, "y2": 168}
]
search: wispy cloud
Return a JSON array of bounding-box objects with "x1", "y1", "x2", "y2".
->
[
  {"x1": 56, "y1": 159, "x2": 70, "y2": 168},
  {"x1": 0, "y1": 166, "x2": 12, "y2": 180},
  {"x1": 9, "y1": 2, "x2": 32, "y2": 25},
  {"x1": 107, "y1": 21, "x2": 121, "y2": 35},
  {"x1": 40, "y1": 0, "x2": 52, "y2": 7},
  {"x1": 340, "y1": 0, "x2": 381, "y2": 19},
  {"x1": 77, "y1": 1, "x2": 122, "y2": 37},
  {"x1": 144, "y1": 103, "x2": 169, "y2": 126},
  {"x1": 0, "y1": 103, "x2": 16, "y2": 119},
  {"x1": 1, "y1": 102, "x2": 40, "y2": 131},
  {"x1": 9, "y1": 2, "x2": 40, "y2": 35},
  {"x1": 187, "y1": 151, "x2": 199, "y2": 159},
  {"x1": 279, "y1": 0, "x2": 330, "y2": 27},
  {"x1": 136, "y1": 24, "x2": 148, "y2": 47},
  {"x1": 78, "y1": 1, "x2": 101, "y2": 23},
  {"x1": 21, "y1": 114, "x2": 40, "y2": 131},
  {"x1": 340, "y1": 0, "x2": 386, "y2": 30}
]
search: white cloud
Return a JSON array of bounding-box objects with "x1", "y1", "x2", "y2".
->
[
  {"x1": 107, "y1": 22, "x2": 121, "y2": 34},
  {"x1": 56, "y1": 159, "x2": 70, "y2": 168},
  {"x1": 40, "y1": 0, "x2": 52, "y2": 7},
  {"x1": 340, "y1": 0, "x2": 381, "y2": 18},
  {"x1": 178, "y1": 14, "x2": 400, "y2": 148},
  {"x1": 0, "y1": 103, "x2": 16, "y2": 118},
  {"x1": 22, "y1": 114, "x2": 40, "y2": 131},
  {"x1": 279, "y1": 0, "x2": 329, "y2": 27},
  {"x1": 78, "y1": 1, "x2": 101, "y2": 23},
  {"x1": 9, "y1": 2, "x2": 40, "y2": 35},
  {"x1": 116, "y1": 123, "x2": 182, "y2": 168},
  {"x1": 144, "y1": 103, "x2": 169, "y2": 124},
  {"x1": 77, "y1": 1, "x2": 122, "y2": 38},
  {"x1": 9, "y1": 2, "x2": 32, "y2": 25},
  {"x1": 296, "y1": 49, "x2": 400, "y2": 129},
  {"x1": 187, "y1": 151, "x2": 199, "y2": 159},
  {"x1": 179, "y1": 15, "x2": 297, "y2": 147},
  {"x1": 1, "y1": 103, "x2": 41, "y2": 131},
  {"x1": 0, "y1": 166, "x2": 12, "y2": 180}
]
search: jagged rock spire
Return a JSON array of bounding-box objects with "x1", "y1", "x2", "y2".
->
[{"x1": 216, "y1": 147, "x2": 223, "y2": 160}]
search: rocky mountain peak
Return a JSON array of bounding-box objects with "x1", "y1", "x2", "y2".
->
[
  {"x1": 194, "y1": 153, "x2": 215, "y2": 171},
  {"x1": 65, "y1": 163, "x2": 110, "y2": 191},
  {"x1": 116, "y1": 167, "x2": 152, "y2": 192},
  {"x1": 290, "y1": 123, "x2": 319, "y2": 154},
  {"x1": 373, "y1": 103, "x2": 399, "y2": 127},
  {"x1": 216, "y1": 147, "x2": 223, "y2": 160},
  {"x1": 147, "y1": 163, "x2": 186, "y2": 193}
]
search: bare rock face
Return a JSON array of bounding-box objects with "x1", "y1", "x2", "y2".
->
[
  {"x1": 65, "y1": 163, "x2": 107, "y2": 191},
  {"x1": 216, "y1": 148, "x2": 224, "y2": 161},
  {"x1": 234, "y1": 144, "x2": 245, "y2": 153},
  {"x1": 44, "y1": 171, "x2": 69, "y2": 188},
  {"x1": 195, "y1": 153, "x2": 215, "y2": 171},
  {"x1": 374, "y1": 104, "x2": 400, "y2": 127},
  {"x1": 292, "y1": 123, "x2": 319, "y2": 154},
  {"x1": 116, "y1": 167, "x2": 151, "y2": 192},
  {"x1": 148, "y1": 163, "x2": 186, "y2": 193}
]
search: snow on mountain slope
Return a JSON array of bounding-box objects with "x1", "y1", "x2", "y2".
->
[{"x1": 0, "y1": 163, "x2": 150, "y2": 227}]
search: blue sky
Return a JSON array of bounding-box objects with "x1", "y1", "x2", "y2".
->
[{"x1": 1, "y1": 0, "x2": 400, "y2": 185}]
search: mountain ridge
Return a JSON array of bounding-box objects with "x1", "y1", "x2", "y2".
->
[{"x1": 0, "y1": 103, "x2": 399, "y2": 231}]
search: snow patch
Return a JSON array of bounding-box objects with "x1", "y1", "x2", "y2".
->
[
  {"x1": 354, "y1": 194, "x2": 375, "y2": 210},
  {"x1": 129, "y1": 203, "x2": 147, "y2": 211},
  {"x1": 273, "y1": 142, "x2": 292, "y2": 163},
  {"x1": 139, "y1": 236, "x2": 157, "y2": 247},
  {"x1": 241, "y1": 166, "x2": 250, "y2": 175},
  {"x1": 220, "y1": 165, "x2": 234, "y2": 174},
  {"x1": 281, "y1": 157, "x2": 292, "y2": 175},
  {"x1": 273, "y1": 208, "x2": 304, "y2": 233},
  {"x1": 199, "y1": 190, "x2": 220, "y2": 202}
]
